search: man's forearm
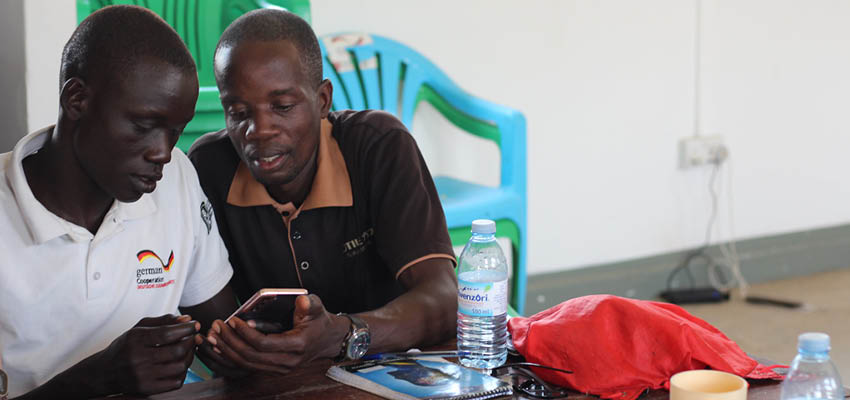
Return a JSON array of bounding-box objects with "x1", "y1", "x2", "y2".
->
[
  {"x1": 14, "y1": 352, "x2": 112, "y2": 400},
  {"x1": 356, "y1": 259, "x2": 458, "y2": 354}
]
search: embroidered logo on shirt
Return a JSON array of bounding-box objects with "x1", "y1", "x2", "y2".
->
[
  {"x1": 135, "y1": 250, "x2": 175, "y2": 289},
  {"x1": 343, "y1": 228, "x2": 374, "y2": 257},
  {"x1": 201, "y1": 201, "x2": 213, "y2": 234}
]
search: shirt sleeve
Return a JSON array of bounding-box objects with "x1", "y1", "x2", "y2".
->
[
  {"x1": 172, "y1": 151, "x2": 234, "y2": 307},
  {"x1": 362, "y1": 123, "x2": 457, "y2": 279}
]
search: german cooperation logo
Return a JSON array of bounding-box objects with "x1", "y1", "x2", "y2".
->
[{"x1": 135, "y1": 250, "x2": 176, "y2": 289}]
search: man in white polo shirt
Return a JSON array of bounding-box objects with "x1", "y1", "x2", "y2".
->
[{"x1": 0, "y1": 6, "x2": 237, "y2": 399}]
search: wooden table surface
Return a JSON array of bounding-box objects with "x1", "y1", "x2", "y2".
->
[{"x1": 105, "y1": 348, "x2": 849, "y2": 400}]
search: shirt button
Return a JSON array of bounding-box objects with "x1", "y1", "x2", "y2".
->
[
  {"x1": 93, "y1": 272, "x2": 101, "y2": 280},
  {"x1": 300, "y1": 261, "x2": 310, "y2": 270},
  {"x1": 292, "y1": 231, "x2": 302, "y2": 240}
]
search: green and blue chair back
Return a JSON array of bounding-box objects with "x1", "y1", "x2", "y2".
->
[{"x1": 320, "y1": 33, "x2": 528, "y2": 314}]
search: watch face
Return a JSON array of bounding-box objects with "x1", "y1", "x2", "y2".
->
[{"x1": 347, "y1": 331, "x2": 371, "y2": 359}]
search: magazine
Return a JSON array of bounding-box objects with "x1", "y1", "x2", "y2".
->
[{"x1": 327, "y1": 358, "x2": 513, "y2": 400}]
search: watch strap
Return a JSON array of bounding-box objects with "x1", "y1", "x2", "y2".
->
[
  {"x1": 335, "y1": 313, "x2": 354, "y2": 362},
  {"x1": 335, "y1": 313, "x2": 368, "y2": 362}
]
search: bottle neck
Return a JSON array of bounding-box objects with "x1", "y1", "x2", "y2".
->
[{"x1": 798, "y1": 349, "x2": 831, "y2": 361}]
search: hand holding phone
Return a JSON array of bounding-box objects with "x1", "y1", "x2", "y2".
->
[{"x1": 225, "y1": 288, "x2": 308, "y2": 333}]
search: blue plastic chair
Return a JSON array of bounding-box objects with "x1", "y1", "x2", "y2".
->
[{"x1": 319, "y1": 33, "x2": 528, "y2": 314}]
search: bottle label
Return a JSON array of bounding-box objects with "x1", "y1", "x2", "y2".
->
[{"x1": 457, "y1": 279, "x2": 508, "y2": 317}]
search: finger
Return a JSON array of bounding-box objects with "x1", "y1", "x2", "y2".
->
[
  {"x1": 199, "y1": 340, "x2": 238, "y2": 369},
  {"x1": 228, "y1": 317, "x2": 282, "y2": 352},
  {"x1": 129, "y1": 368, "x2": 185, "y2": 396},
  {"x1": 148, "y1": 334, "x2": 196, "y2": 364},
  {"x1": 176, "y1": 314, "x2": 192, "y2": 323},
  {"x1": 207, "y1": 319, "x2": 224, "y2": 336},
  {"x1": 197, "y1": 341, "x2": 250, "y2": 378},
  {"x1": 153, "y1": 358, "x2": 191, "y2": 381},
  {"x1": 135, "y1": 376, "x2": 185, "y2": 396},
  {"x1": 208, "y1": 327, "x2": 257, "y2": 370},
  {"x1": 234, "y1": 321, "x2": 315, "y2": 369},
  {"x1": 141, "y1": 320, "x2": 199, "y2": 347},
  {"x1": 248, "y1": 319, "x2": 285, "y2": 334},
  {"x1": 218, "y1": 318, "x2": 298, "y2": 369},
  {"x1": 213, "y1": 331, "x2": 290, "y2": 375},
  {"x1": 182, "y1": 335, "x2": 198, "y2": 369},
  {"x1": 223, "y1": 317, "x2": 273, "y2": 353},
  {"x1": 292, "y1": 295, "x2": 319, "y2": 324},
  {"x1": 136, "y1": 314, "x2": 180, "y2": 328}
]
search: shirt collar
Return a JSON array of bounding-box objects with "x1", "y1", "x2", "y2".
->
[
  {"x1": 227, "y1": 119, "x2": 353, "y2": 211},
  {"x1": 6, "y1": 126, "x2": 157, "y2": 244}
]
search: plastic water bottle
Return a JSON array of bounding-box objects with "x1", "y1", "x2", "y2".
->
[
  {"x1": 457, "y1": 219, "x2": 508, "y2": 370},
  {"x1": 780, "y1": 332, "x2": 844, "y2": 400}
]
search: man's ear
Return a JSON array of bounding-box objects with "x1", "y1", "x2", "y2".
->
[
  {"x1": 59, "y1": 77, "x2": 89, "y2": 121},
  {"x1": 317, "y1": 79, "x2": 333, "y2": 118}
]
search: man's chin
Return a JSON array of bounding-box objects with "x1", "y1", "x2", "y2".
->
[
  {"x1": 114, "y1": 190, "x2": 145, "y2": 204},
  {"x1": 250, "y1": 168, "x2": 297, "y2": 188}
]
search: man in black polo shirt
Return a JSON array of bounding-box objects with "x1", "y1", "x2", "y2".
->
[{"x1": 189, "y1": 9, "x2": 458, "y2": 373}]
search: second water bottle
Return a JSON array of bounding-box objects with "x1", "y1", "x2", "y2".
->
[{"x1": 780, "y1": 332, "x2": 844, "y2": 400}]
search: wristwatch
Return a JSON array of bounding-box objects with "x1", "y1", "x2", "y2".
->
[
  {"x1": 0, "y1": 367, "x2": 7, "y2": 400},
  {"x1": 336, "y1": 313, "x2": 370, "y2": 361}
]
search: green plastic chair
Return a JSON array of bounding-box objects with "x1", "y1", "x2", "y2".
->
[{"x1": 76, "y1": 0, "x2": 312, "y2": 152}]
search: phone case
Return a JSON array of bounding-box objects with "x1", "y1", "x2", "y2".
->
[{"x1": 226, "y1": 288, "x2": 308, "y2": 332}]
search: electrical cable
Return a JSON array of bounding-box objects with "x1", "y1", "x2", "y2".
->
[
  {"x1": 703, "y1": 161, "x2": 720, "y2": 248},
  {"x1": 665, "y1": 0, "x2": 753, "y2": 299},
  {"x1": 666, "y1": 162, "x2": 721, "y2": 291},
  {"x1": 716, "y1": 157, "x2": 749, "y2": 298},
  {"x1": 705, "y1": 159, "x2": 739, "y2": 293},
  {"x1": 665, "y1": 158, "x2": 747, "y2": 295}
]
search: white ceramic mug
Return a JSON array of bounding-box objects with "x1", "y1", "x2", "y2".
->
[{"x1": 670, "y1": 370, "x2": 748, "y2": 400}]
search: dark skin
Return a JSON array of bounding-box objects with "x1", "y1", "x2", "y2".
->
[
  {"x1": 201, "y1": 39, "x2": 457, "y2": 375},
  {"x1": 13, "y1": 59, "x2": 239, "y2": 399},
  {"x1": 24, "y1": 61, "x2": 196, "y2": 232}
]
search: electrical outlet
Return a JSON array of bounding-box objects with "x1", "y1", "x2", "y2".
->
[{"x1": 678, "y1": 136, "x2": 728, "y2": 169}]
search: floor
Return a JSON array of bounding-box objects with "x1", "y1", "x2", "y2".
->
[{"x1": 680, "y1": 267, "x2": 850, "y2": 379}]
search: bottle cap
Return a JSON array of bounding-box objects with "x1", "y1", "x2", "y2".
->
[
  {"x1": 471, "y1": 219, "x2": 496, "y2": 234},
  {"x1": 798, "y1": 332, "x2": 830, "y2": 353}
]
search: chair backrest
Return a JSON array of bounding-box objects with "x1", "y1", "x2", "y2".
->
[
  {"x1": 76, "y1": 0, "x2": 312, "y2": 151},
  {"x1": 319, "y1": 33, "x2": 526, "y2": 192}
]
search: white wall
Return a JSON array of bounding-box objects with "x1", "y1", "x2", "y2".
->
[
  {"x1": 23, "y1": 0, "x2": 77, "y2": 132},
  {"x1": 0, "y1": 0, "x2": 28, "y2": 152},
  {"x1": 19, "y1": 0, "x2": 850, "y2": 275},
  {"x1": 312, "y1": 0, "x2": 850, "y2": 274}
]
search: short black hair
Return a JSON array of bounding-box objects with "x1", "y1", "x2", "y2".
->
[
  {"x1": 60, "y1": 5, "x2": 196, "y2": 89},
  {"x1": 215, "y1": 9, "x2": 322, "y2": 87}
]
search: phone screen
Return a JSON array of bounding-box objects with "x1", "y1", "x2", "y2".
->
[{"x1": 226, "y1": 288, "x2": 308, "y2": 333}]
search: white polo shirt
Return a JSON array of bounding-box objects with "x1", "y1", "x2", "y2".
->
[{"x1": 0, "y1": 127, "x2": 234, "y2": 397}]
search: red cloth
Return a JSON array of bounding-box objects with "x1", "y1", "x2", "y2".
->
[{"x1": 508, "y1": 295, "x2": 783, "y2": 400}]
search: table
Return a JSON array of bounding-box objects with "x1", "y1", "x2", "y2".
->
[{"x1": 107, "y1": 347, "x2": 847, "y2": 400}]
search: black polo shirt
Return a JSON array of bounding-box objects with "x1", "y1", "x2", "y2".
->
[{"x1": 188, "y1": 110, "x2": 456, "y2": 313}]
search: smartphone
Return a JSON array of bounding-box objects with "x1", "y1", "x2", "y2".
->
[{"x1": 225, "y1": 288, "x2": 308, "y2": 332}]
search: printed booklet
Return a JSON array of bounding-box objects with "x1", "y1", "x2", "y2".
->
[{"x1": 326, "y1": 358, "x2": 513, "y2": 400}]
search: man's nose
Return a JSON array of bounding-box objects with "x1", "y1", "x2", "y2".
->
[
  {"x1": 245, "y1": 109, "x2": 278, "y2": 140},
  {"x1": 145, "y1": 132, "x2": 172, "y2": 165}
]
